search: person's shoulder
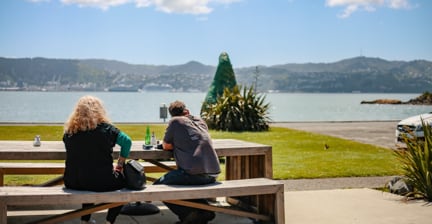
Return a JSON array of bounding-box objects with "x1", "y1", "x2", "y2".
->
[
  {"x1": 170, "y1": 116, "x2": 198, "y2": 128},
  {"x1": 170, "y1": 116, "x2": 188, "y2": 122},
  {"x1": 98, "y1": 122, "x2": 114, "y2": 129},
  {"x1": 190, "y1": 115, "x2": 204, "y2": 122},
  {"x1": 97, "y1": 122, "x2": 119, "y2": 134}
]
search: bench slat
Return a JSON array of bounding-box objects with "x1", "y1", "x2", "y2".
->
[
  {"x1": 166, "y1": 199, "x2": 271, "y2": 221},
  {"x1": 0, "y1": 161, "x2": 176, "y2": 171},
  {"x1": 1, "y1": 178, "x2": 284, "y2": 224},
  {"x1": 28, "y1": 203, "x2": 125, "y2": 224},
  {"x1": 0, "y1": 178, "x2": 282, "y2": 204},
  {"x1": 0, "y1": 161, "x2": 177, "y2": 186}
]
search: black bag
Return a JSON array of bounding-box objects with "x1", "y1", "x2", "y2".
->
[{"x1": 123, "y1": 160, "x2": 146, "y2": 190}]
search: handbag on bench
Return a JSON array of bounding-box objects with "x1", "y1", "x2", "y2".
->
[{"x1": 123, "y1": 160, "x2": 146, "y2": 190}]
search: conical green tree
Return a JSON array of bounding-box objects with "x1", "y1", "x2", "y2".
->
[{"x1": 203, "y1": 52, "x2": 237, "y2": 106}]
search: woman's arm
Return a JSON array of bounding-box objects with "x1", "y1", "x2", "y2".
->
[{"x1": 115, "y1": 131, "x2": 132, "y2": 171}]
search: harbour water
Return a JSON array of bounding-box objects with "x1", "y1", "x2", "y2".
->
[{"x1": 0, "y1": 91, "x2": 431, "y2": 123}]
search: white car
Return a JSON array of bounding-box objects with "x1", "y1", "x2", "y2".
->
[{"x1": 395, "y1": 112, "x2": 432, "y2": 148}]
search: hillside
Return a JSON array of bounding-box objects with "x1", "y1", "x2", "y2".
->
[{"x1": 0, "y1": 56, "x2": 431, "y2": 92}]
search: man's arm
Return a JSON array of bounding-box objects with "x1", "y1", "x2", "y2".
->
[{"x1": 162, "y1": 142, "x2": 173, "y2": 151}]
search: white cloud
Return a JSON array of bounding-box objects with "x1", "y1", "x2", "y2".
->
[
  {"x1": 387, "y1": 0, "x2": 410, "y2": 9},
  {"x1": 55, "y1": 0, "x2": 241, "y2": 14},
  {"x1": 326, "y1": 0, "x2": 412, "y2": 18},
  {"x1": 136, "y1": 0, "x2": 213, "y2": 14},
  {"x1": 61, "y1": 0, "x2": 131, "y2": 10},
  {"x1": 27, "y1": 0, "x2": 51, "y2": 2}
]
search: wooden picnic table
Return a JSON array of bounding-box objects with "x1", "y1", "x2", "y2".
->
[
  {"x1": 0, "y1": 139, "x2": 274, "y2": 216},
  {"x1": 0, "y1": 139, "x2": 273, "y2": 180}
]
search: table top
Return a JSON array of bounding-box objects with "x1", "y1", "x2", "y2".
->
[{"x1": 0, "y1": 139, "x2": 271, "y2": 160}]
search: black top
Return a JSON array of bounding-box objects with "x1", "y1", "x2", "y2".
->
[{"x1": 63, "y1": 123, "x2": 124, "y2": 192}]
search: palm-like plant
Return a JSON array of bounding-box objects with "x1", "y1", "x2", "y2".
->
[
  {"x1": 201, "y1": 85, "x2": 270, "y2": 132},
  {"x1": 395, "y1": 119, "x2": 432, "y2": 201}
]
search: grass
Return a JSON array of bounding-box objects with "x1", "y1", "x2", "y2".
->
[
  {"x1": 0, "y1": 124, "x2": 402, "y2": 185},
  {"x1": 6, "y1": 175, "x2": 61, "y2": 186}
]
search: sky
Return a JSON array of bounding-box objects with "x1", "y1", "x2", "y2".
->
[{"x1": 0, "y1": 0, "x2": 431, "y2": 68}]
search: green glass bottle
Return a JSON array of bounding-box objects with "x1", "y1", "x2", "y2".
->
[{"x1": 145, "y1": 126, "x2": 151, "y2": 145}]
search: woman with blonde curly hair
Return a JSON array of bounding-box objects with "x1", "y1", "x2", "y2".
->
[{"x1": 63, "y1": 95, "x2": 132, "y2": 224}]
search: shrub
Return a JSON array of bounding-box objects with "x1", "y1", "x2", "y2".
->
[
  {"x1": 201, "y1": 85, "x2": 270, "y2": 132},
  {"x1": 395, "y1": 119, "x2": 432, "y2": 201}
]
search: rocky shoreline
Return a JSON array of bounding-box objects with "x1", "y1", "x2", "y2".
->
[{"x1": 361, "y1": 92, "x2": 432, "y2": 105}]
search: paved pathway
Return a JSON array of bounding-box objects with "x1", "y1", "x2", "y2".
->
[
  {"x1": 271, "y1": 121, "x2": 398, "y2": 149},
  {"x1": 282, "y1": 176, "x2": 395, "y2": 191}
]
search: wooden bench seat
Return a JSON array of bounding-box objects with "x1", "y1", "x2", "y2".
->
[
  {"x1": 0, "y1": 161, "x2": 177, "y2": 186},
  {"x1": 0, "y1": 178, "x2": 284, "y2": 224}
]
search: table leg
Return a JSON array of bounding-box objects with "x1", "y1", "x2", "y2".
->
[{"x1": 225, "y1": 154, "x2": 276, "y2": 221}]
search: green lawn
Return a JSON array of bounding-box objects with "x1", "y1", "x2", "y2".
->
[{"x1": 0, "y1": 124, "x2": 402, "y2": 184}]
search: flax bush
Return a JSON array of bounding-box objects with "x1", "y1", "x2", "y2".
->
[
  {"x1": 201, "y1": 85, "x2": 270, "y2": 132},
  {"x1": 395, "y1": 120, "x2": 432, "y2": 201}
]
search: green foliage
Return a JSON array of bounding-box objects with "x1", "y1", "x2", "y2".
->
[
  {"x1": 201, "y1": 85, "x2": 270, "y2": 132},
  {"x1": 203, "y1": 52, "x2": 237, "y2": 105},
  {"x1": 395, "y1": 120, "x2": 432, "y2": 201}
]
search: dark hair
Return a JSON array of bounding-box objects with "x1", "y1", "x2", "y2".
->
[{"x1": 168, "y1": 100, "x2": 186, "y2": 116}]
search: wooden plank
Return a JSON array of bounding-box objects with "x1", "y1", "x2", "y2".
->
[
  {"x1": 0, "y1": 161, "x2": 176, "y2": 186},
  {"x1": 145, "y1": 159, "x2": 176, "y2": 171},
  {"x1": 0, "y1": 168, "x2": 4, "y2": 186},
  {"x1": 0, "y1": 162, "x2": 176, "y2": 173},
  {"x1": 165, "y1": 200, "x2": 271, "y2": 221},
  {"x1": 264, "y1": 148, "x2": 273, "y2": 178},
  {"x1": 0, "y1": 178, "x2": 283, "y2": 205},
  {"x1": 243, "y1": 156, "x2": 249, "y2": 179},
  {"x1": 0, "y1": 139, "x2": 270, "y2": 152},
  {"x1": 2, "y1": 167, "x2": 64, "y2": 175},
  {"x1": 0, "y1": 140, "x2": 272, "y2": 160},
  {"x1": 0, "y1": 201, "x2": 6, "y2": 224},
  {"x1": 252, "y1": 156, "x2": 259, "y2": 178},
  {"x1": 275, "y1": 187, "x2": 285, "y2": 224},
  {"x1": 225, "y1": 156, "x2": 232, "y2": 180},
  {"x1": 1, "y1": 178, "x2": 284, "y2": 224},
  {"x1": 28, "y1": 202, "x2": 125, "y2": 224}
]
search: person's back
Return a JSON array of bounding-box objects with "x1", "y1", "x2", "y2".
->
[
  {"x1": 64, "y1": 123, "x2": 123, "y2": 192},
  {"x1": 166, "y1": 115, "x2": 220, "y2": 176},
  {"x1": 154, "y1": 100, "x2": 220, "y2": 224},
  {"x1": 63, "y1": 95, "x2": 132, "y2": 224}
]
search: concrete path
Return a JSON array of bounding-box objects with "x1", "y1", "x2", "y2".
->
[
  {"x1": 285, "y1": 188, "x2": 431, "y2": 224},
  {"x1": 282, "y1": 176, "x2": 395, "y2": 191},
  {"x1": 271, "y1": 121, "x2": 398, "y2": 149},
  {"x1": 8, "y1": 187, "x2": 431, "y2": 224}
]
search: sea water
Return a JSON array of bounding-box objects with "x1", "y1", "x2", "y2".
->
[{"x1": 0, "y1": 91, "x2": 431, "y2": 123}]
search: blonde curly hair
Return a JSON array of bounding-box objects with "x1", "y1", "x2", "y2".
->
[{"x1": 64, "y1": 95, "x2": 111, "y2": 134}]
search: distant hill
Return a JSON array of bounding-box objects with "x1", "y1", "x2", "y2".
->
[
  {"x1": 0, "y1": 56, "x2": 431, "y2": 92},
  {"x1": 235, "y1": 57, "x2": 432, "y2": 93}
]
